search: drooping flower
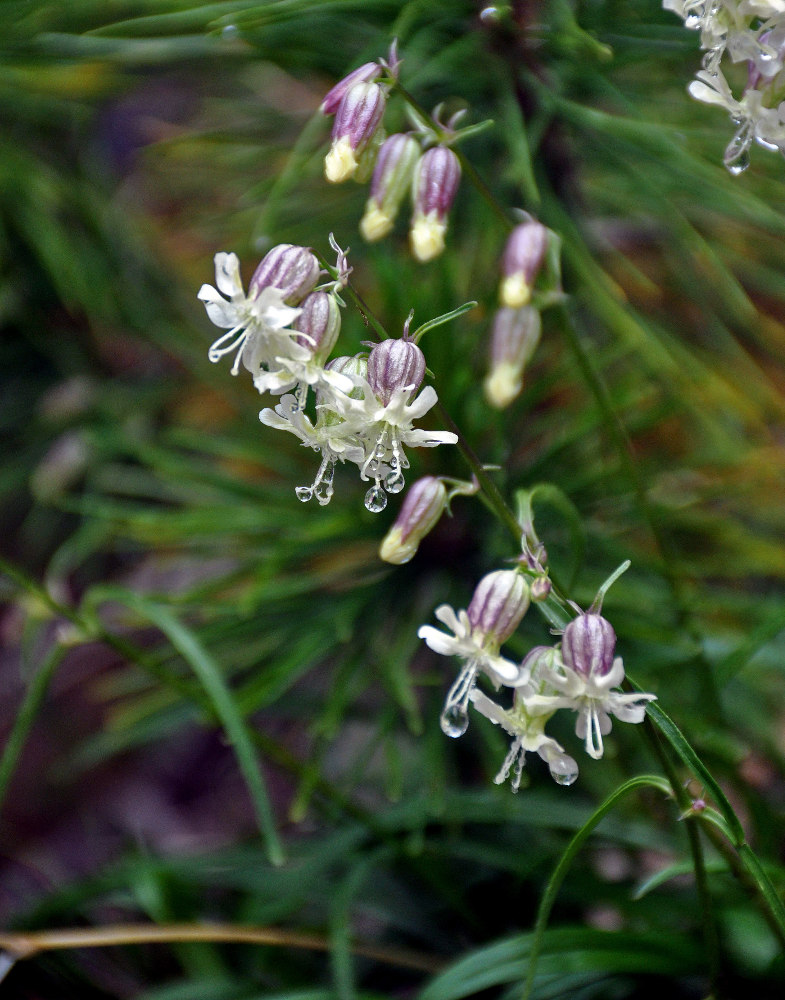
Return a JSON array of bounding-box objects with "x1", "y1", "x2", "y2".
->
[
  {"x1": 409, "y1": 146, "x2": 461, "y2": 261},
  {"x1": 665, "y1": 0, "x2": 785, "y2": 169},
  {"x1": 470, "y1": 685, "x2": 578, "y2": 791},
  {"x1": 252, "y1": 291, "x2": 346, "y2": 397},
  {"x1": 379, "y1": 475, "x2": 448, "y2": 564},
  {"x1": 360, "y1": 133, "x2": 422, "y2": 241},
  {"x1": 418, "y1": 570, "x2": 531, "y2": 737},
  {"x1": 545, "y1": 613, "x2": 657, "y2": 759},
  {"x1": 484, "y1": 306, "x2": 542, "y2": 409},
  {"x1": 499, "y1": 220, "x2": 549, "y2": 308},
  {"x1": 199, "y1": 245, "x2": 322, "y2": 376},
  {"x1": 329, "y1": 337, "x2": 457, "y2": 511},
  {"x1": 325, "y1": 81, "x2": 386, "y2": 183}
]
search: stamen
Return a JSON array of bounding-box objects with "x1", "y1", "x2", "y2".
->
[
  {"x1": 208, "y1": 326, "x2": 248, "y2": 373},
  {"x1": 440, "y1": 661, "x2": 478, "y2": 737}
]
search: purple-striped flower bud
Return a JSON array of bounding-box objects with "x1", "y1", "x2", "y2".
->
[
  {"x1": 249, "y1": 244, "x2": 321, "y2": 305},
  {"x1": 320, "y1": 62, "x2": 382, "y2": 116},
  {"x1": 484, "y1": 306, "x2": 542, "y2": 409},
  {"x1": 367, "y1": 338, "x2": 426, "y2": 405},
  {"x1": 499, "y1": 220, "x2": 549, "y2": 308},
  {"x1": 409, "y1": 146, "x2": 461, "y2": 262},
  {"x1": 293, "y1": 291, "x2": 341, "y2": 362},
  {"x1": 379, "y1": 476, "x2": 447, "y2": 564},
  {"x1": 325, "y1": 82, "x2": 386, "y2": 183},
  {"x1": 360, "y1": 133, "x2": 421, "y2": 242},
  {"x1": 467, "y1": 570, "x2": 530, "y2": 645},
  {"x1": 562, "y1": 613, "x2": 616, "y2": 678}
]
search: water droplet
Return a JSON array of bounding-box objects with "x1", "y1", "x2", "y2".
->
[
  {"x1": 314, "y1": 463, "x2": 335, "y2": 506},
  {"x1": 384, "y1": 469, "x2": 406, "y2": 494},
  {"x1": 551, "y1": 765, "x2": 579, "y2": 787},
  {"x1": 479, "y1": 6, "x2": 499, "y2": 22},
  {"x1": 440, "y1": 704, "x2": 469, "y2": 738},
  {"x1": 724, "y1": 127, "x2": 752, "y2": 174},
  {"x1": 725, "y1": 147, "x2": 750, "y2": 175},
  {"x1": 295, "y1": 486, "x2": 313, "y2": 503},
  {"x1": 364, "y1": 486, "x2": 388, "y2": 513}
]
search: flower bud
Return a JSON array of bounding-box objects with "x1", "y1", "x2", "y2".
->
[
  {"x1": 320, "y1": 62, "x2": 382, "y2": 116},
  {"x1": 467, "y1": 570, "x2": 530, "y2": 645},
  {"x1": 530, "y1": 576, "x2": 552, "y2": 602},
  {"x1": 562, "y1": 613, "x2": 616, "y2": 678},
  {"x1": 409, "y1": 146, "x2": 461, "y2": 262},
  {"x1": 367, "y1": 338, "x2": 426, "y2": 405},
  {"x1": 360, "y1": 133, "x2": 421, "y2": 242},
  {"x1": 293, "y1": 291, "x2": 341, "y2": 363},
  {"x1": 249, "y1": 244, "x2": 321, "y2": 304},
  {"x1": 379, "y1": 476, "x2": 447, "y2": 564},
  {"x1": 484, "y1": 306, "x2": 542, "y2": 409},
  {"x1": 323, "y1": 354, "x2": 367, "y2": 402},
  {"x1": 499, "y1": 220, "x2": 549, "y2": 308},
  {"x1": 326, "y1": 354, "x2": 366, "y2": 380},
  {"x1": 325, "y1": 82, "x2": 386, "y2": 183}
]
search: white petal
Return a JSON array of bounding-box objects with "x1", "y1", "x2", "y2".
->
[
  {"x1": 214, "y1": 252, "x2": 244, "y2": 299},
  {"x1": 417, "y1": 625, "x2": 459, "y2": 656},
  {"x1": 198, "y1": 285, "x2": 242, "y2": 329}
]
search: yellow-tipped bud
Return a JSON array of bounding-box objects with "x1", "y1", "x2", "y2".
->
[
  {"x1": 499, "y1": 272, "x2": 532, "y2": 308},
  {"x1": 360, "y1": 204, "x2": 395, "y2": 241},
  {"x1": 325, "y1": 135, "x2": 358, "y2": 183},
  {"x1": 410, "y1": 211, "x2": 447, "y2": 262},
  {"x1": 379, "y1": 476, "x2": 447, "y2": 564}
]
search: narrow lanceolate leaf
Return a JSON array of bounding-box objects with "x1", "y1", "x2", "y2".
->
[{"x1": 95, "y1": 588, "x2": 284, "y2": 866}]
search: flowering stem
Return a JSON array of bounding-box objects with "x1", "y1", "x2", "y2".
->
[
  {"x1": 393, "y1": 82, "x2": 513, "y2": 230},
  {"x1": 522, "y1": 775, "x2": 672, "y2": 1000},
  {"x1": 0, "y1": 922, "x2": 444, "y2": 976}
]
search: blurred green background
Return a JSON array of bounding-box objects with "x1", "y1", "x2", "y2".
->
[{"x1": 2, "y1": 1, "x2": 785, "y2": 997}]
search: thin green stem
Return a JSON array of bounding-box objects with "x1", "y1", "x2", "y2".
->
[{"x1": 522, "y1": 775, "x2": 671, "y2": 1000}]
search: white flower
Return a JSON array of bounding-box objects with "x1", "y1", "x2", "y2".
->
[
  {"x1": 198, "y1": 252, "x2": 302, "y2": 375},
  {"x1": 543, "y1": 651, "x2": 656, "y2": 760},
  {"x1": 332, "y1": 380, "x2": 457, "y2": 495},
  {"x1": 419, "y1": 603, "x2": 524, "y2": 738},
  {"x1": 469, "y1": 689, "x2": 578, "y2": 791},
  {"x1": 259, "y1": 392, "x2": 365, "y2": 505}
]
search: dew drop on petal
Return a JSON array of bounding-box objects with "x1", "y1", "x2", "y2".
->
[
  {"x1": 384, "y1": 469, "x2": 406, "y2": 494},
  {"x1": 314, "y1": 463, "x2": 335, "y2": 505},
  {"x1": 724, "y1": 126, "x2": 752, "y2": 175},
  {"x1": 295, "y1": 486, "x2": 313, "y2": 503},
  {"x1": 725, "y1": 148, "x2": 750, "y2": 175},
  {"x1": 551, "y1": 762, "x2": 579, "y2": 786},
  {"x1": 440, "y1": 704, "x2": 469, "y2": 738},
  {"x1": 364, "y1": 485, "x2": 388, "y2": 513}
]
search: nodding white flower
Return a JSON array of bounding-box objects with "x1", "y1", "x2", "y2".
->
[
  {"x1": 259, "y1": 390, "x2": 366, "y2": 507},
  {"x1": 665, "y1": 0, "x2": 785, "y2": 169},
  {"x1": 418, "y1": 571, "x2": 530, "y2": 738},
  {"x1": 470, "y1": 688, "x2": 578, "y2": 791},
  {"x1": 252, "y1": 292, "x2": 348, "y2": 398},
  {"x1": 545, "y1": 613, "x2": 657, "y2": 759},
  {"x1": 198, "y1": 252, "x2": 304, "y2": 375},
  {"x1": 330, "y1": 369, "x2": 457, "y2": 509}
]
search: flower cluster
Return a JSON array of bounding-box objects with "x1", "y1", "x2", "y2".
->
[
  {"x1": 320, "y1": 48, "x2": 463, "y2": 261},
  {"x1": 418, "y1": 569, "x2": 656, "y2": 791},
  {"x1": 199, "y1": 240, "x2": 457, "y2": 512},
  {"x1": 664, "y1": 0, "x2": 785, "y2": 171}
]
